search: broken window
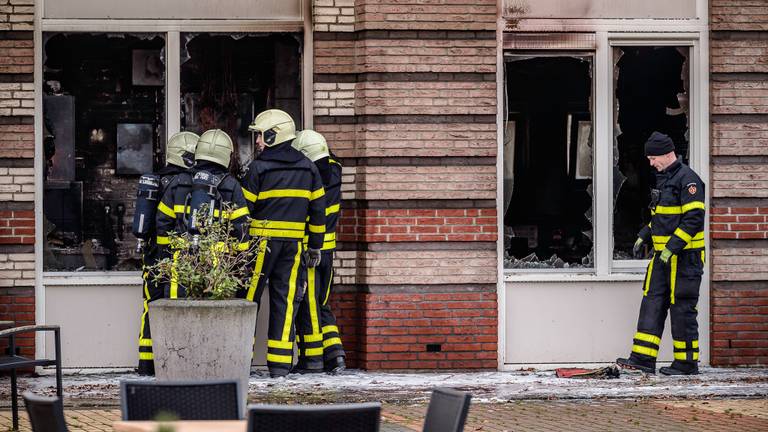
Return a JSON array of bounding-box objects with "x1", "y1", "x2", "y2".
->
[
  {"x1": 43, "y1": 34, "x2": 166, "y2": 271},
  {"x1": 180, "y1": 33, "x2": 302, "y2": 174},
  {"x1": 613, "y1": 46, "x2": 689, "y2": 260},
  {"x1": 40, "y1": 32, "x2": 303, "y2": 272},
  {"x1": 503, "y1": 54, "x2": 594, "y2": 269}
]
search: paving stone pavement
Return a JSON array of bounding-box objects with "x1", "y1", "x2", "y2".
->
[{"x1": 2, "y1": 398, "x2": 767, "y2": 431}]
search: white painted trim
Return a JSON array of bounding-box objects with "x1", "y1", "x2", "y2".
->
[
  {"x1": 594, "y1": 32, "x2": 611, "y2": 277},
  {"x1": 504, "y1": 273, "x2": 646, "y2": 283},
  {"x1": 495, "y1": 0, "x2": 506, "y2": 370},
  {"x1": 165, "y1": 32, "x2": 181, "y2": 137},
  {"x1": 43, "y1": 271, "x2": 143, "y2": 286},
  {"x1": 40, "y1": 19, "x2": 304, "y2": 33},
  {"x1": 513, "y1": 19, "x2": 707, "y2": 34},
  {"x1": 34, "y1": 0, "x2": 46, "y2": 360}
]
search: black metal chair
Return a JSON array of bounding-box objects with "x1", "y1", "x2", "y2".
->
[
  {"x1": 119, "y1": 379, "x2": 241, "y2": 420},
  {"x1": 22, "y1": 391, "x2": 69, "y2": 432},
  {"x1": 246, "y1": 402, "x2": 381, "y2": 432},
  {"x1": 422, "y1": 388, "x2": 472, "y2": 432},
  {"x1": 0, "y1": 325, "x2": 63, "y2": 431}
]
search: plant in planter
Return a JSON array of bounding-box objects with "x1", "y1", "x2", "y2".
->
[{"x1": 146, "y1": 203, "x2": 261, "y2": 412}]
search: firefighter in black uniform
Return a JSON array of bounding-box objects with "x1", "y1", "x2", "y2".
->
[
  {"x1": 134, "y1": 131, "x2": 198, "y2": 376},
  {"x1": 617, "y1": 131, "x2": 706, "y2": 375},
  {"x1": 155, "y1": 129, "x2": 250, "y2": 298},
  {"x1": 242, "y1": 109, "x2": 326, "y2": 378},
  {"x1": 292, "y1": 130, "x2": 346, "y2": 374}
]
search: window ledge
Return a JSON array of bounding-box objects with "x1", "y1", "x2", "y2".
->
[
  {"x1": 43, "y1": 271, "x2": 143, "y2": 287},
  {"x1": 504, "y1": 272, "x2": 646, "y2": 283}
]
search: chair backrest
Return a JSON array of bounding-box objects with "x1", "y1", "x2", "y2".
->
[
  {"x1": 246, "y1": 402, "x2": 381, "y2": 432},
  {"x1": 120, "y1": 379, "x2": 240, "y2": 420},
  {"x1": 422, "y1": 388, "x2": 471, "y2": 432},
  {"x1": 23, "y1": 391, "x2": 69, "y2": 432}
]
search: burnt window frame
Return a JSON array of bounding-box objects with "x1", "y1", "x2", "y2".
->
[
  {"x1": 607, "y1": 36, "x2": 703, "y2": 274},
  {"x1": 38, "y1": 19, "x2": 310, "y2": 280},
  {"x1": 501, "y1": 50, "x2": 597, "y2": 272},
  {"x1": 501, "y1": 34, "x2": 707, "y2": 276}
]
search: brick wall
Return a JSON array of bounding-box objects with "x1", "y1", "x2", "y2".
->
[
  {"x1": 339, "y1": 209, "x2": 497, "y2": 243},
  {"x1": 710, "y1": 0, "x2": 768, "y2": 366},
  {"x1": 0, "y1": 0, "x2": 35, "y2": 359},
  {"x1": 313, "y1": 0, "x2": 498, "y2": 370}
]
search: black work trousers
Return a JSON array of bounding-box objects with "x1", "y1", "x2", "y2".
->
[
  {"x1": 296, "y1": 251, "x2": 345, "y2": 369},
  {"x1": 138, "y1": 268, "x2": 163, "y2": 375},
  {"x1": 629, "y1": 250, "x2": 704, "y2": 367},
  {"x1": 243, "y1": 239, "x2": 306, "y2": 375}
]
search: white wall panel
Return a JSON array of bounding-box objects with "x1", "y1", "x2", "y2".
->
[
  {"x1": 503, "y1": 280, "x2": 710, "y2": 366},
  {"x1": 44, "y1": 283, "x2": 270, "y2": 368},
  {"x1": 506, "y1": 0, "x2": 697, "y2": 19}
]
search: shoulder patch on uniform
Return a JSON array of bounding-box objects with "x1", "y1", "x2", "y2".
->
[{"x1": 686, "y1": 182, "x2": 697, "y2": 195}]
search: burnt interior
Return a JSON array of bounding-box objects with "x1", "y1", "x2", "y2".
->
[
  {"x1": 42, "y1": 33, "x2": 301, "y2": 271},
  {"x1": 504, "y1": 55, "x2": 594, "y2": 268}
]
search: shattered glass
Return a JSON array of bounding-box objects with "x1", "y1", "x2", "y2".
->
[{"x1": 612, "y1": 46, "x2": 690, "y2": 260}]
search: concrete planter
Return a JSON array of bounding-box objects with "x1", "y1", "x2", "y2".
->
[{"x1": 149, "y1": 299, "x2": 258, "y2": 413}]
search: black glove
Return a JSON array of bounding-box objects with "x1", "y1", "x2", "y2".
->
[
  {"x1": 305, "y1": 248, "x2": 321, "y2": 268},
  {"x1": 632, "y1": 238, "x2": 645, "y2": 259}
]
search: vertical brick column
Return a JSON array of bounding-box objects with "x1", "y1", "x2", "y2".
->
[
  {"x1": 0, "y1": 0, "x2": 35, "y2": 357},
  {"x1": 710, "y1": 0, "x2": 768, "y2": 366},
  {"x1": 312, "y1": 0, "x2": 498, "y2": 370}
]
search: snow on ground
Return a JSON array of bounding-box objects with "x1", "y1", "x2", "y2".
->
[{"x1": 2, "y1": 367, "x2": 767, "y2": 405}]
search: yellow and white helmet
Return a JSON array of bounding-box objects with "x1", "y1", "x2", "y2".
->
[
  {"x1": 292, "y1": 130, "x2": 330, "y2": 162},
  {"x1": 166, "y1": 131, "x2": 199, "y2": 168},
  {"x1": 248, "y1": 109, "x2": 296, "y2": 147},
  {"x1": 195, "y1": 129, "x2": 233, "y2": 168}
]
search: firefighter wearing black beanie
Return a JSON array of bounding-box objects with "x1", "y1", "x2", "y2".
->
[{"x1": 618, "y1": 131, "x2": 706, "y2": 376}]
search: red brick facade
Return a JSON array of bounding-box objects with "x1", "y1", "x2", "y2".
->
[
  {"x1": 710, "y1": 0, "x2": 768, "y2": 366},
  {"x1": 2, "y1": 1, "x2": 767, "y2": 369},
  {"x1": 0, "y1": 0, "x2": 35, "y2": 358},
  {"x1": 314, "y1": 0, "x2": 498, "y2": 369}
]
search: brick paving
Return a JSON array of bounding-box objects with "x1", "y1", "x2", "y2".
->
[{"x1": 2, "y1": 399, "x2": 768, "y2": 431}]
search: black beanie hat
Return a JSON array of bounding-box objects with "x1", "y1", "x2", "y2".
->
[{"x1": 644, "y1": 132, "x2": 675, "y2": 156}]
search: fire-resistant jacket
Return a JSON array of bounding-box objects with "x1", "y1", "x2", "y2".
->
[
  {"x1": 243, "y1": 142, "x2": 326, "y2": 250},
  {"x1": 638, "y1": 159, "x2": 705, "y2": 255},
  {"x1": 155, "y1": 162, "x2": 250, "y2": 260},
  {"x1": 321, "y1": 154, "x2": 342, "y2": 251}
]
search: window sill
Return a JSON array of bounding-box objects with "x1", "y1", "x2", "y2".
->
[
  {"x1": 503, "y1": 271, "x2": 646, "y2": 283},
  {"x1": 43, "y1": 271, "x2": 143, "y2": 287}
]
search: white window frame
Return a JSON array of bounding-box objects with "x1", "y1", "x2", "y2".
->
[
  {"x1": 33, "y1": 0, "x2": 314, "y2": 356},
  {"x1": 501, "y1": 31, "x2": 709, "y2": 280}
]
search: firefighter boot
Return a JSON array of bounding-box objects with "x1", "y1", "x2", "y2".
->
[
  {"x1": 616, "y1": 356, "x2": 656, "y2": 374},
  {"x1": 660, "y1": 361, "x2": 699, "y2": 376},
  {"x1": 325, "y1": 356, "x2": 346, "y2": 375},
  {"x1": 291, "y1": 362, "x2": 324, "y2": 375}
]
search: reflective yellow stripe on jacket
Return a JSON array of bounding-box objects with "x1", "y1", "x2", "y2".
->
[
  {"x1": 652, "y1": 232, "x2": 705, "y2": 251},
  {"x1": 303, "y1": 232, "x2": 337, "y2": 250},
  {"x1": 654, "y1": 201, "x2": 705, "y2": 215},
  {"x1": 249, "y1": 220, "x2": 306, "y2": 239}
]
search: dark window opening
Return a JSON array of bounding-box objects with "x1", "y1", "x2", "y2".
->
[
  {"x1": 613, "y1": 46, "x2": 689, "y2": 260},
  {"x1": 503, "y1": 55, "x2": 594, "y2": 269},
  {"x1": 43, "y1": 33, "x2": 166, "y2": 271},
  {"x1": 180, "y1": 33, "x2": 302, "y2": 174}
]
